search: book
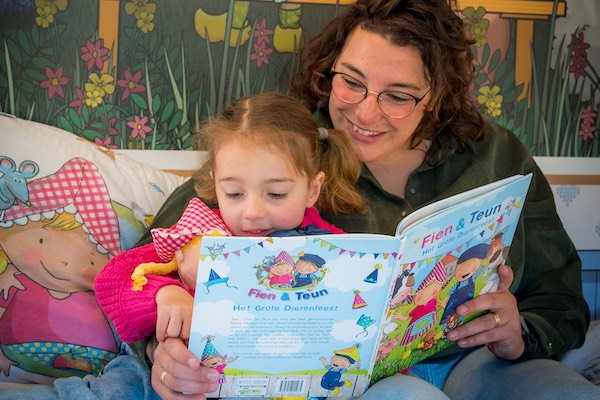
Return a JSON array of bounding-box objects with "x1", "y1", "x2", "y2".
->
[{"x1": 188, "y1": 173, "x2": 533, "y2": 398}]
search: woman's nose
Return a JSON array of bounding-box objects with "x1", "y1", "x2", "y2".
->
[{"x1": 354, "y1": 92, "x2": 383, "y2": 125}]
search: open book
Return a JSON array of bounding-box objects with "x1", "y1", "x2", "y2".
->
[{"x1": 188, "y1": 173, "x2": 533, "y2": 398}]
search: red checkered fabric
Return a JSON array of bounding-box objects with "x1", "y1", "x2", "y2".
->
[
  {"x1": 2, "y1": 158, "x2": 121, "y2": 256},
  {"x1": 151, "y1": 197, "x2": 232, "y2": 262}
]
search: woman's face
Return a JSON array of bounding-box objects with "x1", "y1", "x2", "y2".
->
[{"x1": 328, "y1": 27, "x2": 430, "y2": 166}]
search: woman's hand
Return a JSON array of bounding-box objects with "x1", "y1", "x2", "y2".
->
[
  {"x1": 445, "y1": 265, "x2": 525, "y2": 360},
  {"x1": 156, "y1": 285, "x2": 194, "y2": 342},
  {"x1": 149, "y1": 336, "x2": 219, "y2": 400}
]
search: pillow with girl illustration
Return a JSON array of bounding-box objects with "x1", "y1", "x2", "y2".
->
[{"x1": 0, "y1": 114, "x2": 185, "y2": 384}]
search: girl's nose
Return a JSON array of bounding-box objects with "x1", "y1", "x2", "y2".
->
[{"x1": 242, "y1": 196, "x2": 266, "y2": 219}]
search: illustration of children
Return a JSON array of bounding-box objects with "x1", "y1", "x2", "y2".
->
[
  {"x1": 397, "y1": 261, "x2": 448, "y2": 352},
  {"x1": 265, "y1": 251, "x2": 295, "y2": 289},
  {"x1": 0, "y1": 158, "x2": 121, "y2": 383},
  {"x1": 319, "y1": 344, "x2": 360, "y2": 395},
  {"x1": 200, "y1": 336, "x2": 238, "y2": 383},
  {"x1": 441, "y1": 243, "x2": 490, "y2": 324},
  {"x1": 292, "y1": 252, "x2": 325, "y2": 290}
]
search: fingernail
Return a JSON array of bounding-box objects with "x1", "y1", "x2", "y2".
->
[
  {"x1": 207, "y1": 370, "x2": 219, "y2": 381},
  {"x1": 188, "y1": 358, "x2": 200, "y2": 368}
]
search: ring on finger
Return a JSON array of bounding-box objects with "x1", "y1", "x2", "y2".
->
[
  {"x1": 160, "y1": 370, "x2": 168, "y2": 384},
  {"x1": 491, "y1": 311, "x2": 501, "y2": 328}
]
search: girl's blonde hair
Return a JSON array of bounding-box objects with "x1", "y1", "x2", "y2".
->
[{"x1": 193, "y1": 92, "x2": 366, "y2": 214}]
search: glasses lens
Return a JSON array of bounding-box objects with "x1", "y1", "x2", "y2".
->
[
  {"x1": 331, "y1": 73, "x2": 366, "y2": 104},
  {"x1": 379, "y1": 92, "x2": 417, "y2": 118}
]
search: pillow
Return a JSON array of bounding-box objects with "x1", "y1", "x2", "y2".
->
[{"x1": 0, "y1": 114, "x2": 187, "y2": 384}]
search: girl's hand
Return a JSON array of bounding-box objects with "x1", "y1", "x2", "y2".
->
[
  {"x1": 155, "y1": 285, "x2": 194, "y2": 342},
  {"x1": 445, "y1": 265, "x2": 526, "y2": 360}
]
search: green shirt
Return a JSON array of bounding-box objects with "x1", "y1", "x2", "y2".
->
[{"x1": 140, "y1": 119, "x2": 588, "y2": 362}]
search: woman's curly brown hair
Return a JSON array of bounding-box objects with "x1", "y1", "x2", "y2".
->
[{"x1": 290, "y1": 0, "x2": 485, "y2": 165}]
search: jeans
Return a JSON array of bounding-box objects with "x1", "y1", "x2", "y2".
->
[{"x1": 443, "y1": 347, "x2": 600, "y2": 400}]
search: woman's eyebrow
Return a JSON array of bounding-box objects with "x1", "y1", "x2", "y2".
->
[{"x1": 339, "y1": 62, "x2": 422, "y2": 91}]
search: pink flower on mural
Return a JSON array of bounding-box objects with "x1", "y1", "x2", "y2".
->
[
  {"x1": 571, "y1": 32, "x2": 590, "y2": 58},
  {"x1": 578, "y1": 121, "x2": 596, "y2": 141},
  {"x1": 250, "y1": 42, "x2": 272, "y2": 68},
  {"x1": 101, "y1": 115, "x2": 119, "y2": 136},
  {"x1": 578, "y1": 104, "x2": 597, "y2": 141},
  {"x1": 570, "y1": 53, "x2": 590, "y2": 80},
  {"x1": 117, "y1": 70, "x2": 145, "y2": 100},
  {"x1": 40, "y1": 66, "x2": 68, "y2": 99},
  {"x1": 580, "y1": 104, "x2": 597, "y2": 126},
  {"x1": 127, "y1": 115, "x2": 152, "y2": 140},
  {"x1": 69, "y1": 87, "x2": 87, "y2": 115},
  {"x1": 569, "y1": 31, "x2": 590, "y2": 80},
  {"x1": 95, "y1": 137, "x2": 118, "y2": 149},
  {"x1": 254, "y1": 18, "x2": 273, "y2": 46},
  {"x1": 80, "y1": 38, "x2": 110, "y2": 70}
]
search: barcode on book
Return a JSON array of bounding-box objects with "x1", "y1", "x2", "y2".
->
[{"x1": 275, "y1": 379, "x2": 306, "y2": 394}]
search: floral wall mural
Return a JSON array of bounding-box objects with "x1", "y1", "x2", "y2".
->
[{"x1": 0, "y1": 0, "x2": 598, "y2": 157}]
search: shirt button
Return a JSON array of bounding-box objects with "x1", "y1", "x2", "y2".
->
[
  {"x1": 409, "y1": 187, "x2": 416, "y2": 194},
  {"x1": 548, "y1": 342, "x2": 553, "y2": 350},
  {"x1": 400, "y1": 211, "x2": 407, "y2": 217}
]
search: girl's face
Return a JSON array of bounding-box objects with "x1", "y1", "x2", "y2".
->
[
  {"x1": 214, "y1": 139, "x2": 324, "y2": 237},
  {"x1": 328, "y1": 27, "x2": 431, "y2": 166}
]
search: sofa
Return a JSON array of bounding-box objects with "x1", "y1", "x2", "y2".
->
[{"x1": 1, "y1": 113, "x2": 598, "y2": 390}]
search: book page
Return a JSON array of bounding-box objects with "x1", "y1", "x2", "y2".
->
[{"x1": 188, "y1": 235, "x2": 402, "y2": 398}]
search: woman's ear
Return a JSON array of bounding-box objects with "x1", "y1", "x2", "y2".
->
[{"x1": 306, "y1": 171, "x2": 325, "y2": 208}]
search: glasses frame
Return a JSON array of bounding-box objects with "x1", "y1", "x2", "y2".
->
[{"x1": 330, "y1": 71, "x2": 429, "y2": 119}]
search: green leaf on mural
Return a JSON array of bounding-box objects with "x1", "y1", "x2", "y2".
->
[
  {"x1": 81, "y1": 129, "x2": 102, "y2": 141},
  {"x1": 32, "y1": 56, "x2": 54, "y2": 70},
  {"x1": 168, "y1": 110, "x2": 183, "y2": 131},
  {"x1": 69, "y1": 108, "x2": 82, "y2": 129},
  {"x1": 152, "y1": 94, "x2": 161, "y2": 115},
  {"x1": 59, "y1": 116, "x2": 74, "y2": 133},
  {"x1": 6, "y1": 38, "x2": 22, "y2": 65},
  {"x1": 17, "y1": 30, "x2": 30, "y2": 56},
  {"x1": 130, "y1": 93, "x2": 148, "y2": 110},
  {"x1": 160, "y1": 100, "x2": 175, "y2": 123}
]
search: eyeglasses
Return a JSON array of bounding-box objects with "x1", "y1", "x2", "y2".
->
[{"x1": 330, "y1": 71, "x2": 429, "y2": 119}]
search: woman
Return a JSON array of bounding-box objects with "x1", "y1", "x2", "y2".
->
[{"x1": 145, "y1": 1, "x2": 598, "y2": 399}]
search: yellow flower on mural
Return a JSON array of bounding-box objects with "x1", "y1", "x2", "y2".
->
[
  {"x1": 35, "y1": 0, "x2": 68, "y2": 14},
  {"x1": 35, "y1": 6, "x2": 54, "y2": 28},
  {"x1": 478, "y1": 85, "x2": 503, "y2": 118},
  {"x1": 462, "y1": 6, "x2": 489, "y2": 48},
  {"x1": 137, "y1": 11, "x2": 155, "y2": 33},
  {"x1": 85, "y1": 73, "x2": 115, "y2": 98},
  {"x1": 84, "y1": 90, "x2": 103, "y2": 108},
  {"x1": 125, "y1": 0, "x2": 157, "y2": 19}
]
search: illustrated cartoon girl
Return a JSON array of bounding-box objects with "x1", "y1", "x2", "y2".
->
[
  {"x1": 200, "y1": 336, "x2": 237, "y2": 384},
  {"x1": 292, "y1": 252, "x2": 325, "y2": 290},
  {"x1": 0, "y1": 158, "x2": 121, "y2": 383},
  {"x1": 398, "y1": 261, "x2": 448, "y2": 350},
  {"x1": 265, "y1": 251, "x2": 295, "y2": 289}
]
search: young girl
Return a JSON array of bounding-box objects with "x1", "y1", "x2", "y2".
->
[{"x1": 94, "y1": 92, "x2": 366, "y2": 345}]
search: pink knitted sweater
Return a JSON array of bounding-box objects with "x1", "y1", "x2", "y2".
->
[{"x1": 94, "y1": 206, "x2": 343, "y2": 343}]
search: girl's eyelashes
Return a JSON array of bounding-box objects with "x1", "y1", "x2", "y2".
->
[
  {"x1": 268, "y1": 193, "x2": 288, "y2": 200},
  {"x1": 224, "y1": 192, "x2": 243, "y2": 199}
]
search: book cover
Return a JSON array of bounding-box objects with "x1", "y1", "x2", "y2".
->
[{"x1": 188, "y1": 173, "x2": 533, "y2": 398}]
